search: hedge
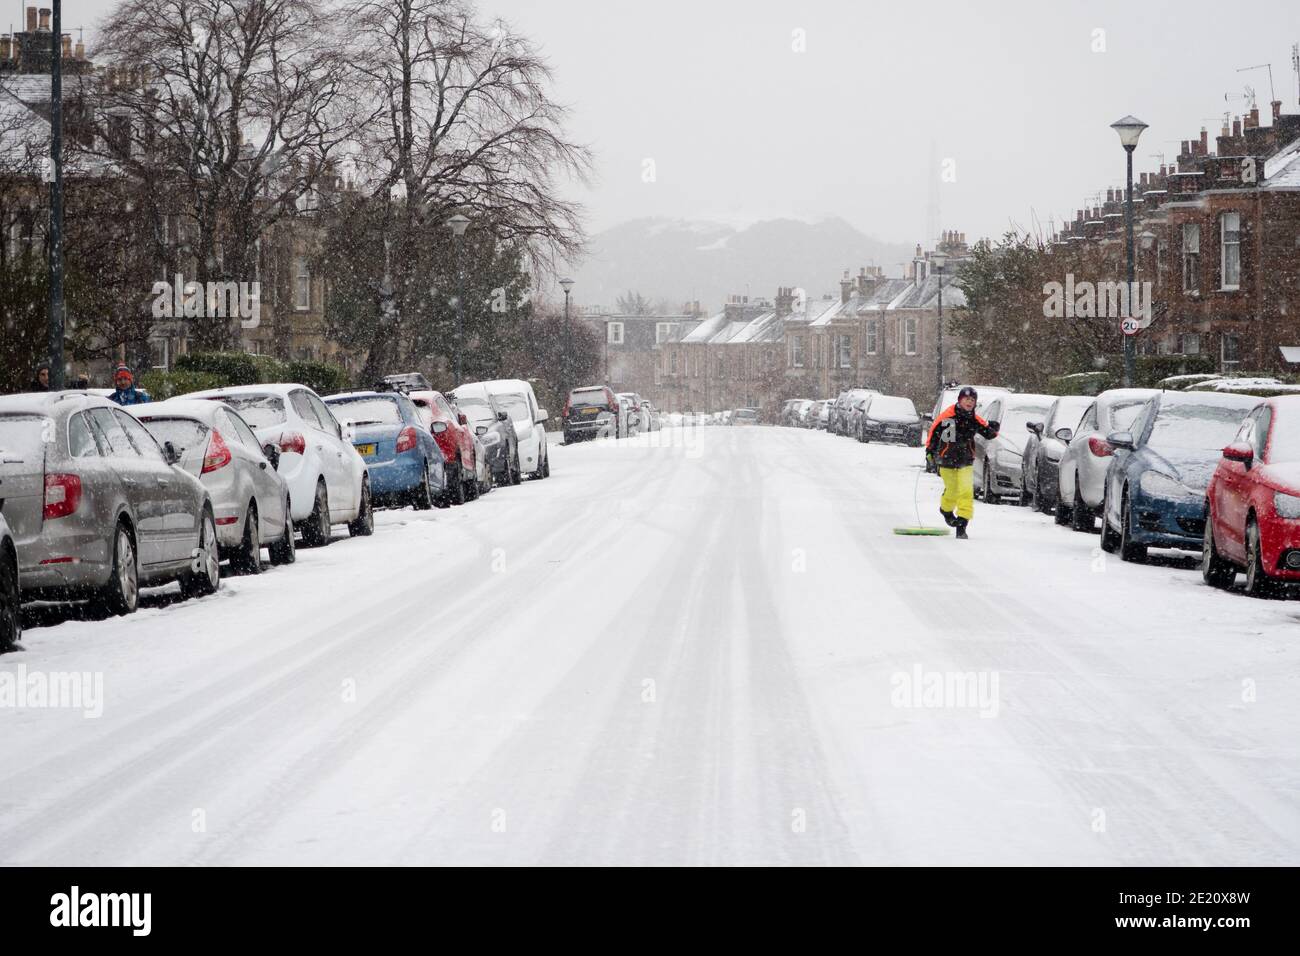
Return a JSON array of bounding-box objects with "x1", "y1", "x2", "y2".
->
[
  {"x1": 287, "y1": 360, "x2": 351, "y2": 396},
  {"x1": 139, "y1": 369, "x2": 223, "y2": 400},
  {"x1": 1047, "y1": 371, "x2": 1113, "y2": 395},
  {"x1": 172, "y1": 351, "x2": 351, "y2": 394},
  {"x1": 1132, "y1": 354, "x2": 1216, "y2": 387}
]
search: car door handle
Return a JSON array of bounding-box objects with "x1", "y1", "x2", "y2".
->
[
  {"x1": 155, "y1": 477, "x2": 170, "y2": 486},
  {"x1": 122, "y1": 477, "x2": 138, "y2": 486},
  {"x1": 259, "y1": 461, "x2": 267, "y2": 470}
]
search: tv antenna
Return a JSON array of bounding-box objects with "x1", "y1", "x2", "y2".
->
[
  {"x1": 1237, "y1": 63, "x2": 1275, "y2": 104},
  {"x1": 1226, "y1": 85, "x2": 1257, "y2": 110}
]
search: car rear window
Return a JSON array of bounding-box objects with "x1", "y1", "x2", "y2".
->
[
  {"x1": 569, "y1": 389, "x2": 608, "y2": 407},
  {"x1": 137, "y1": 417, "x2": 210, "y2": 456},
  {"x1": 0, "y1": 414, "x2": 48, "y2": 458},
  {"x1": 1149, "y1": 402, "x2": 1252, "y2": 453},
  {"x1": 213, "y1": 394, "x2": 286, "y2": 428},
  {"x1": 327, "y1": 397, "x2": 402, "y2": 426},
  {"x1": 497, "y1": 394, "x2": 532, "y2": 423},
  {"x1": 735, "y1": 409, "x2": 758, "y2": 419},
  {"x1": 868, "y1": 397, "x2": 918, "y2": 419}
]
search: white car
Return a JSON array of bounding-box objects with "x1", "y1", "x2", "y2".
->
[
  {"x1": 181, "y1": 384, "x2": 373, "y2": 546},
  {"x1": 128, "y1": 399, "x2": 295, "y2": 572},
  {"x1": 617, "y1": 392, "x2": 644, "y2": 434},
  {"x1": 973, "y1": 394, "x2": 1055, "y2": 504},
  {"x1": 454, "y1": 379, "x2": 550, "y2": 479},
  {"x1": 1056, "y1": 388, "x2": 1159, "y2": 532}
]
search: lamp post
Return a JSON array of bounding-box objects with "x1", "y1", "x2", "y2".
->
[
  {"x1": 1111, "y1": 115, "x2": 1148, "y2": 387},
  {"x1": 931, "y1": 250, "x2": 948, "y2": 395},
  {"x1": 47, "y1": 0, "x2": 65, "y2": 388},
  {"x1": 445, "y1": 213, "x2": 470, "y2": 386},
  {"x1": 559, "y1": 277, "x2": 574, "y2": 391}
]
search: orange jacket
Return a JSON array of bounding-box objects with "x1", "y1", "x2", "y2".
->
[{"x1": 925, "y1": 404, "x2": 998, "y2": 468}]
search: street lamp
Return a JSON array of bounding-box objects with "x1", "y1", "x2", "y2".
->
[
  {"x1": 47, "y1": 0, "x2": 65, "y2": 388},
  {"x1": 931, "y1": 250, "x2": 948, "y2": 394},
  {"x1": 559, "y1": 277, "x2": 574, "y2": 392},
  {"x1": 445, "y1": 214, "x2": 470, "y2": 385},
  {"x1": 1111, "y1": 115, "x2": 1148, "y2": 387}
]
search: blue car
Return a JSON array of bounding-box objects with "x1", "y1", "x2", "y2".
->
[
  {"x1": 324, "y1": 391, "x2": 446, "y2": 509},
  {"x1": 1099, "y1": 390, "x2": 1259, "y2": 562}
]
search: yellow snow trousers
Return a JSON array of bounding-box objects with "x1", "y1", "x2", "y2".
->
[{"x1": 939, "y1": 466, "x2": 975, "y2": 521}]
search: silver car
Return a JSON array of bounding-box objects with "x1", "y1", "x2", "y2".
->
[
  {"x1": 973, "y1": 394, "x2": 1055, "y2": 504},
  {"x1": 1056, "y1": 388, "x2": 1159, "y2": 531},
  {"x1": 129, "y1": 400, "x2": 295, "y2": 574},
  {"x1": 0, "y1": 392, "x2": 220, "y2": 615},
  {"x1": 1, "y1": 513, "x2": 19, "y2": 648}
]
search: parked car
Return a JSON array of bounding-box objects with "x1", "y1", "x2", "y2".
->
[
  {"x1": 833, "y1": 388, "x2": 878, "y2": 435},
  {"x1": 452, "y1": 390, "x2": 520, "y2": 485},
  {"x1": 1022, "y1": 395, "x2": 1093, "y2": 513},
  {"x1": 325, "y1": 391, "x2": 445, "y2": 510},
  {"x1": 856, "y1": 394, "x2": 923, "y2": 445},
  {"x1": 1056, "y1": 388, "x2": 1159, "y2": 531},
  {"x1": 129, "y1": 399, "x2": 295, "y2": 573},
  {"x1": 616, "y1": 392, "x2": 645, "y2": 434},
  {"x1": 407, "y1": 389, "x2": 482, "y2": 504},
  {"x1": 0, "y1": 513, "x2": 20, "y2": 648},
  {"x1": 816, "y1": 401, "x2": 832, "y2": 429},
  {"x1": 973, "y1": 394, "x2": 1054, "y2": 504},
  {"x1": 458, "y1": 380, "x2": 550, "y2": 479},
  {"x1": 183, "y1": 384, "x2": 373, "y2": 545},
  {"x1": 1202, "y1": 396, "x2": 1300, "y2": 596},
  {"x1": 0, "y1": 392, "x2": 220, "y2": 615},
  {"x1": 640, "y1": 400, "x2": 660, "y2": 432},
  {"x1": 731, "y1": 408, "x2": 759, "y2": 426},
  {"x1": 562, "y1": 385, "x2": 619, "y2": 442},
  {"x1": 780, "y1": 399, "x2": 811, "y2": 427},
  {"x1": 1098, "y1": 390, "x2": 1259, "y2": 563}
]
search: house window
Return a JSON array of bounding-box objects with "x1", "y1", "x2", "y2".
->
[
  {"x1": 1182, "y1": 223, "x2": 1199, "y2": 292},
  {"x1": 1180, "y1": 333, "x2": 1200, "y2": 355},
  {"x1": 1221, "y1": 334, "x2": 1240, "y2": 368},
  {"x1": 904, "y1": 318, "x2": 918, "y2": 355},
  {"x1": 791, "y1": 335, "x2": 805, "y2": 367},
  {"x1": 716, "y1": 357, "x2": 723, "y2": 377},
  {"x1": 865, "y1": 319, "x2": 878, "y2": 355},
  {"x1": 838, "y1": 333, "x2": 852, "y2": 368},
  {"x1": 670, "y1": 351, "x2": 678, "y2": 374},
  {"x1": 607, "y1": 322, "x2": 624, "y2": 345},
  {"x1": 656, "y1": 322, "x2": 674, "y2": 344},
  {"x1": 294, "y1": 258, "x2": 311, "y2": 310},
  {"x1": 1220, "y1": 212, "x2": 1240, "y2": 290}
]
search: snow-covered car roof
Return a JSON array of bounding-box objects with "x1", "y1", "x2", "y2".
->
[
  {"x1": 125, "y1": 398, "x2": 235, "y2": 423},
  {"x1": 182, "y1": 383, "x2": 315, "y2": 399}
]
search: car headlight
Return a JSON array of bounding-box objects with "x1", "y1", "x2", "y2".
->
[
  {"x1": 1274, "y1": 491, "x2": 1300, "y2": 519},
  {"x1": 1140, "y1": 470, "x2": 1197, "y2": 501}
]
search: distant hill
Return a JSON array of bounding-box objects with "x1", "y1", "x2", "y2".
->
[{"x1": 574, "y1": 217, "x2": 916, "y2": 311}]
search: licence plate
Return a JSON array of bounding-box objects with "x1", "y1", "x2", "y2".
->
[
  {"x1": 582, "y1": 407, "x2": 599, "y2": 416},
  {"x1": 356, "y1": 443, "x2": 377, "y2": 456}
]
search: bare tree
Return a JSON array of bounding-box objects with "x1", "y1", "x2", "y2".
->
[{"x1": 91, "y1": 0, "x2": 355, "y2": 351}]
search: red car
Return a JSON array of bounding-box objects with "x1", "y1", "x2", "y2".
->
[
  {"x1": 1202, "y1": 395, "x2": 1300, "y2": 596},
  {"x1": 408, "y1": 390, "x2": 479, "y2": 506}
]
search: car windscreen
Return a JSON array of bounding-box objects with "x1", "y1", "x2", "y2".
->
[
  {"x1": 1269, "y1": 409, "x2": 1300, "y2": 463},
  {"x1": 1148, "y1": 402, "x2": 1251, "y2": 454},
  {"x1": 867, "y1": 397, "x2": 917, "y2": 420},
  {"x1": 1105, "y1": 399, "x2": 1149, "y2": 432},
  {"x1": 0, "y1": 414, "x2": 48, "y2": 458},
  {"x1": 212, "y1": 394, "x2": 286, "y2": 428},
  {"x1": 137, "y1": 417, "x2": 209, "y2": 455},
  {"x1": 735, "y1": 409, "x2": 758, "y2": 419},
  {"x1": 327, "y1": 397, "x2": 402, "y2": 426},
  {"x1": 569, "y1": 390, "x2": 607, "y2": 408},
  {"x1": 497, "y1": 394, "x2": 532, "y2": 423},
  {"x1": 456, "y1": 397, "x2": 496, "y2": 425},
  {"x1": 1000, "y1": 403, "x2": 1051, "y2": 432},
  {"x1": 1050, "y1": 397, "x2": 1092, "y2": 431}
]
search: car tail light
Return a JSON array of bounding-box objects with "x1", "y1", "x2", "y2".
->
[
  {"x1": 563, "y1": 399, "x2": 572, "y2": 418},
  {"x1": 608, "y1": 402, "x2": 618, "y2": 413},
  {"x1": 43, "y1": 473, "x2": 82, "y2": 520},
  {"x1": 395, "y1": 426, "x2": 419, "y2": 453},
  {"x1": 202, "y1": 429, "x2": 233, "y2": 474},
  {"x1": 1087, "y1": 435, "x2": 1114, "y2": 458},
  {"x1": 279, "y1": 431, "x2": 306, "y2": 455}
]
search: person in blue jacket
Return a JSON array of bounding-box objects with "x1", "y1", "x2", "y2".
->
[{"x1": 109, "y1": 365, "x2": 150, "y2": 406}]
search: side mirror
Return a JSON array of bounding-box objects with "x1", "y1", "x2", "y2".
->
[
  {"x1": 1222, "y1": 442, "x2": 1254, "y2": 467},
  {"x1": 1107, "y1": 431, "x2": 1135, "y2": 450},
  {"x1": 431, "y1": 421, "x2": 448, "y2": 434},
  {"x1": 1027, "y1": 421, "x2": 1042, "y2": 435},
  {"x1": 497, "y1": 411, "x2": 508, "y2": 422},
  {"x1": 1054, "y1": 427, "x2": 1073, "y2": 443},
  {"x1": 262, "y1": 442, "x2": 281, "y2": 470},
  {"x1": 475, "y1": 425, "x2": 488, "y2": 436},
  {"x1": 458, "y1": 413, "x2": 468, "y2": 426},
  {"x1": 162, "y1": 440, "x2": 180, "y2": 466},
  {"x1": 536, "y1": 408, "x2": 549, "y2": 424}
]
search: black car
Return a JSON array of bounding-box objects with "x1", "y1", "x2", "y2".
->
[
  {"x1": 857, "y1": 395, "x2": 923, "y2": 445},
  {"x1": 563, "y1": 385, "x2": 618, "y2": 442},
  {"x1": 452, "y1": 391, "x2": 521, "y2": 485},
  {"x1": 1022, "y1": 395, "x2": 1092, "y2": 513}
]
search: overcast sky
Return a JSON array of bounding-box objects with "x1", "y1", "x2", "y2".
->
[{"x1": 58, "y1": 0, "x2": 1300, "y2": 246}]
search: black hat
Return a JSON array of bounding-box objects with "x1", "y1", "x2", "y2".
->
[{"x1": 957, "y1": 386, "x2": 978, "y2": 401}]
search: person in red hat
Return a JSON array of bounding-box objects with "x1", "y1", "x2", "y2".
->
[{"x1": 109, "y1": 365, "x2": 151, "y2": 406}]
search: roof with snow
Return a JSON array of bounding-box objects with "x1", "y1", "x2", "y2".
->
[
  {"x1": 885, "y1": 274, "x2": 967, "y2": 310},
  {"x1": 1264, "y1": 136, "x2": 1300, "y2": 190}
]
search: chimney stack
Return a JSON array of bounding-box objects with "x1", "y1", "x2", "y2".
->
[
  {"x1": 1246, "y1": 107, "x2": 1259, "y2": 129},
  {"x1": 26, "y1": 6, "x2": 37, "y2": 32},
  {"x1": 1273, "y1": 100, "x2": 1283, "y2": 123},
  {"x1": 38, "y1": 8, "x2": 50, "y2": 31},
  {"x1": 1200, "y1": 127, "x2": 1209, "y2": 154},
  {"x1": 74, "y1": 40, "x2": 84, "y2": 59},
  {"x1": 0, "y1": 36, "x2": 10, "y2": 60},
  {"x1": 60, "y1": 33, "x2": 70, "y2": 57},
  {"x1": 1232, "y1": 118, "x2": 1241, "y2": 138}
]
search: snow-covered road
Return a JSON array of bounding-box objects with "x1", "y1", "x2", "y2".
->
[{"x1": 2, "y1": 425, "x2": 1298, "y2": 865}]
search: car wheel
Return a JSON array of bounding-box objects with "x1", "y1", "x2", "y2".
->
[
  {"x1": 450, "y1": 465, "x2": 467, "y2": 505},
  {"x1": 412, "y1": 460, "x2": 436, "y2": 511},
  {"x1": 94, "y1": 523, "x2": 139, "y2": 616},
  {"x1": 1201, "y1": 516, "x2": 1235, "y2": 589},
  {"x1": 509, "y1": 450, "x2": 522, "y2": 486},
  {"x1": 1018, "y1": 472, "x2": 1032, "y2": 507},
  {"x1": 348, "y1": 479, "x2": 374, "y2": 536},
  {"x1": 269, "y1": 501, "x2": 296, "y2": 566},
  {"x1": 1070, "y1": 482, "x2": 1093, "y2": 533},
  {"x1": 300, "y1": 480, "x2": 331, "y2": 547},
  {"x1": 542, "y1": 452, "x2": 551, "y2": 478},
  {"x1": 465, "y1": 459, "x2": 481, "y2": 500},
  {"x1": 1243, "y1": 518, "x2": 1277, "y2": 598},
  {"x1": 1118, "y1": 489, "x2": 1147, "y2": 563},
  {"x1": 983, "y1": 463, "x2": 1000, "y2": 505},
  {"x1": 180, "y1": 510, "x2": 221, "y2": 598},
  {"x1": 0, "y1": 545, "x2": 22, "y2": 650},
  {"x1": 232, "y1": 503, "x2": 264, "y2": 575},
  {"x1": 1099, "y1": 487, "x2": 1120, "y2": 553}
]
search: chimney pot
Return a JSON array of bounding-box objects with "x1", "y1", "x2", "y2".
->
[
  {"x1": 60, "y1": 33, "x2": 70, "y2": 57},
  {"x1": 26, "y1": 7, "x2": 37, "y2": 32},
  {"x1": 1247, "y1": 107, "x2": 1259, "y2": 129},
  {"x1": 1200, "y1": 128, "x2": 1208, "y2": 153},
  {"x1": 74, "y1": 40, "x2": 84, "y2": 59},
  {"x1": 37, "y1": 8, "x2": 50, "y2": 32},
  {"x1": 1233, "y1": 118, "x2": 1241, "y2": 137},
  {"x1": 1272, "y1": 100, "x2": 1283, "y2": 123}
]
